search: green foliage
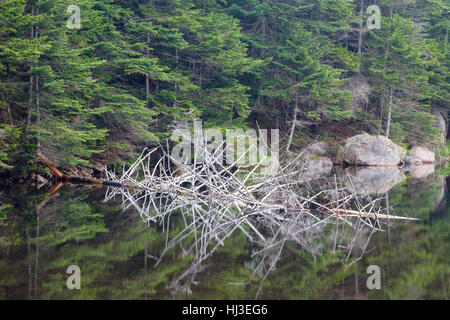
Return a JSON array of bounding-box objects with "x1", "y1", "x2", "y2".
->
[
  {"x1": 366, "y1": 8, "x2": 446, "y2": 144},
  {"x1": 37, "y1": 201, "x2": 108, "y2": 245},
  {"x1": 0, "y1": 125, "x2": 22, "y2": 169},
  {"x1": 325, "y1": 106, "x2": 354, "y2": 122},
  {"x1": 0, "y1": 0, "x2": 448, "y2": 169}
]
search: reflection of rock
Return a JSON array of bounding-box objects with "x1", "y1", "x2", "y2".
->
[
  {"x1": 407, "y1": 164, "x2": 435, "y2": 179},
  {"x1": 406, "y1": 174, "x2": 446, "y2": 214},
  {"x1": 410, "y1": 146, "x2": 435, "y2": 164},
  {"x1": 344, "y1": 167, "x2": 406, "y2": 195},
  {"x1": 299, "y1": 141, "x2": 333, "y2": 180},
  {"x1": 337, "y1": 133, "x2": 406, "y2": 166},
  {"x1": 301, "y1": 157, "x2": 333, "y2": 179},
  {"x1": 434, "y1": 175, "x2": 446, "y2": 208}
]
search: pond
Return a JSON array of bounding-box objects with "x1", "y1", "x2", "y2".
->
[{"x1": 0, "y1": 165, "x2": 448, "y2": 300}]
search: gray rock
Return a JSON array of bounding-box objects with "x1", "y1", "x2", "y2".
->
[
  {"x1": 337, "y1": 133, "x2": 406, "y2": 166},
  {"x1": 304, "y1": 141, "x2": 327, "y2": 155},
  {"x1": 344, "y1": 166, "x2": 406, "y2": 195},
  {"x1": 410, "y1": 146, "x2": 435, "y2": 163}
]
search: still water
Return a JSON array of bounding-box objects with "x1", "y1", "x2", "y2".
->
[{"x1": 0, "y1": 166, "x2": 448, "y2": 299}]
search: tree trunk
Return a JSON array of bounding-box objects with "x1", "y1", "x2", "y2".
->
[
  {"x1": 36, "y1": 75, "x2": 40, "y2": 149},
  {"x1": 27, "y1": 75, "x2": 33, "y2": 130},
  {"x1": 146, "y1": 0, "x2": 153, "y2": 107},
  {"x1": 27, "y1": 6, "x2": 35, "y2": 131},
  {"x1": 5, "y1": 75, "x2": 13, "y2": 125},
  {"x1": 36, "y1": 150, "x2": 136, "y2": 188},
  {"x1": 261, "y1": 16, "x2": 266, "y2": 56},
  {"x1": 145, "y1": 33, "x2": 150, "y2": 107},
  {"x1": 286, "y1": 92, "x2": 298, "y2": 152},
  {"x1": 174, "y1": 48, "x2": 178, "y2": 108},
  {"x1": 378, "y1": 98, "x2": 384, "y2": 135},
  {"x1": 384, "y1": 2, "x2": 394, "y2": 138},
  {"x1": 357, "y1": 0, "x2": 364, "y2": 73},
  {"x1": 385, "y1": 86, "x2": 393, "y2": 138},
  {"x1": 36, "y1": 8, "x2": 40, "y2": 150}
]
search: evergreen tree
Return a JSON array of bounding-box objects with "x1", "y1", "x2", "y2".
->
[
  {"x1": 0, "y1": 0, "x2": 448, "y2": 170},
  {"x1": 366, "y1": 12, "x2": 442, "y2": 142}
]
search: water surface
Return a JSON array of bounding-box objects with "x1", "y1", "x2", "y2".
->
[{"x1": 0, "y1": 166, "x2": 448, "y2": 299}]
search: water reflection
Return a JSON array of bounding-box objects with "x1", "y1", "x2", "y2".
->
[
  {"x1": 342, "y1": 167, "x2": 406, "y2": 195},
  {"x1": 0, "y1": 165, "x2": 448, "y2": 299},
  {"x1": 407, "y1": 164, "x2": 435, "y2": 179},
  {"x1": 102, "y1": 179, "x2": 386, "y2": 298}
]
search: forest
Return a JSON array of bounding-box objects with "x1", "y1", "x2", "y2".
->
[{"x1": 0, "y1": 0, "x2": 448, "y2": 174}]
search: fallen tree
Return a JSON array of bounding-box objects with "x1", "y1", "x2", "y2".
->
[{"x1": 37, "y1": 150, "x2": 124, "y2": 188}]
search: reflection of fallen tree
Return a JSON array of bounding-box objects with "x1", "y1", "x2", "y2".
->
[{"x1": 102, "y1": 137, "x2": 417, "y2": 297}]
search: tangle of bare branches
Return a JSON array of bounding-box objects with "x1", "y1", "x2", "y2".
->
[{"x1": 102, "y1": 136, "x2": 417, "y2": 297}]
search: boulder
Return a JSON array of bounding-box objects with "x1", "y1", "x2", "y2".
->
[
  {"x1": 337, "y1": 133, "x2": 406, "y2": 166},
  {"x1": 303, "y1": 141, "x2": 327, "y2": 155},
  {"x1": 410, "y1": 146, "x2": 435, "y2": 164},
  {"x1": 414, "y1": 146, "x2": 436, "y2": 162}
]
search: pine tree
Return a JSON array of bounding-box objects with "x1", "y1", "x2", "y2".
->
[
  {"x1": 0, "y1": 0, "x2": 46, "y2": 168},
  {"x1": 366, "y1": 11, "x2": 442, "y2": 143}
]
